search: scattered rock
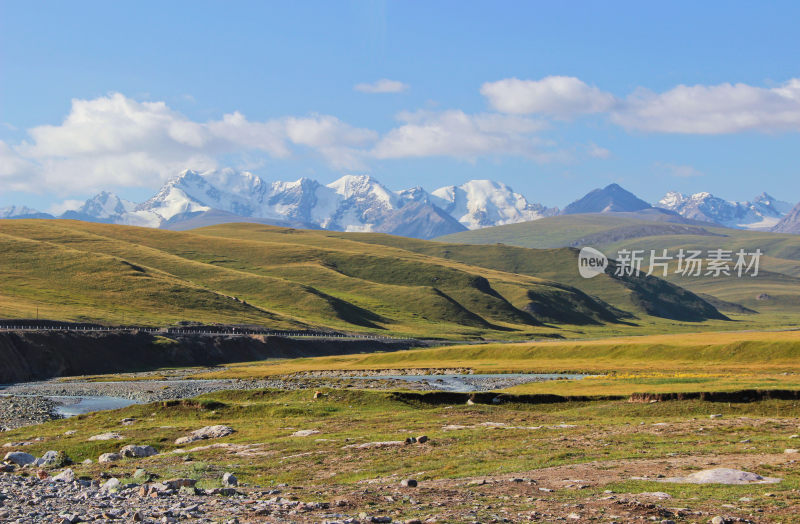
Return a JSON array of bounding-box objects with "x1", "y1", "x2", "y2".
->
[
  {"x1": 88, "y1": 432, "x2": 124, "y2": 441},
  {"x1": 291, "y1": 429, "x2": 320, "y2": 437},
  {"x1": 401, "y1": 479, "x2": 418, "y2": 487},
  {"x1": 222, "y1": 472, "x2": 238, "y2": 487},
  {"x1": 120, "y1": 445, "x2": 158, "y2": 458},
  {"x1": 98, "y1": 452, "x2": 122, "y2": 463},
  {"x1": 52, "y1": 468, "x2": 75, "y2": 482},
  {"x1": 3, "y1": 451, "x2": 35, "y2": 466},
  {"x1": 174, "y1": 425, "x2": 235, "y2": 445},
  {"x1": 784, "y1": 448, "x2": 799, "y2": 454},
  {"x1": 101, "y1": 477, "x2": 121, "y2": 492},
  {"x1": 658, "y1": 468, "x2": 781, "y2": 485},
  {"x1": 709, "y1": 414, "x2": 722, "y2": 419},
  {"x1": 34, "y1": 450, "x2": 70, "y2": 467}
]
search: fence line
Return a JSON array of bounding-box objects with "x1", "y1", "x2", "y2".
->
[{"x1": 0, "y1": 324, "x2": 413, "y2": 341}]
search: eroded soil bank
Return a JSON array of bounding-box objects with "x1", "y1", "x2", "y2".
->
[{"x1": 0, "y1": 331, "x2": 421, "y2": 383}]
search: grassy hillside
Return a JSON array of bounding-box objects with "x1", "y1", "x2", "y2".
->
[
  {"x1": 436, "y1": 214, "x2": 800, "y2": 316},
  {"x1": 0, "y1": 219, "x2": 731, "y2": 340}
]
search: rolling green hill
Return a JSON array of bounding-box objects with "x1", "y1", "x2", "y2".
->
[
  {"x1": 0, "y1": 219, "x2": 734, "y2": 339},
  {"x1": 436, "y1": 214, "x2": 800, "y2": 316}
]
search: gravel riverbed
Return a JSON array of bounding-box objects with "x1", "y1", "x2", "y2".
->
[
  {"x1": 0, "y1": 371, "x2": 565, "y2": 430},
  {"x1": 0, "y1": 471, "x2": 365, "y2": 523}
]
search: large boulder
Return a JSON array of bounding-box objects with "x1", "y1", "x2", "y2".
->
[
  {"x1": 52, "y1": 468, "x2": 75, "y2": 482},
  {"x1": 659, "y1": 468, "x2": 781, "y2": 485},
  {"x1": 87, "y1": 432, "x2": 124, "y2": 441},
  {"x1": 101, "y1": 477, "x2": 121, "y2": 492},
  {"x1": 98, "y1": 452, "x2": 122, "y2": 463},
  {"x1": 222, "y1": 472, "x2": 238, "y2": 487},
  {"x1": 3, "y1": 452, "x2": 35, "y2": 466},
  {"x1": 174, "y1": 425, "x2": 235, "y2": 445},
  {"x1": 120, "y1": 445, "x2": 158, "y2": 458},
  {"x1": 34, "y1": 450, "x2": 70, "y2": 468}
]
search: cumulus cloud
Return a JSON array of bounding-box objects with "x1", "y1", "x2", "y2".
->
[
  {"x1": 354, "y1": 79, "x2": 409, "y2": 93},
  {"x1": 284, "y1": 115, "x2": 379, "y2": 170},
  {"x1": 0, "y1": 139, "x2": 37, "y2": 191},
  {"x1": 483, "y1": 76, "x2": 800, "y2": 135},
  {"x1": 371, "y1": 109, "x2": 554, "y2": 161},
  {"x1": 481, "y1": 76, "x2": 616, "y2": 117},
  {"x1": 2, "y1": 93, "x2": 378, "y2": 193},
  {"x1": 612, "y1": 79, "x2": 800, "y2": 134}
]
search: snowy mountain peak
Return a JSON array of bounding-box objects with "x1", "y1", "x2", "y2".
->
[
  {"x1": 431, "y1": 179, "x2": 555, "y2": 230},
  {"x1": 79, "y1": 191, "x2": 135, "y2": 219},
  {"x1": 0, "y1": 205, "x2": 50, "y2": 219},
  {"x1": 327, "y1": 174, "x2": 396, "y2": 204}
]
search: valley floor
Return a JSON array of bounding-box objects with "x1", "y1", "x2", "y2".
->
[
  {"x1": 3, "y1": 330, "x2": 800, "y2": 522},
  {"x1": 2, "y1": 384, "x2": 800, "y2": 523}
]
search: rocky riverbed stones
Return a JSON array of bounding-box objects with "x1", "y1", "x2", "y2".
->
[{"x1": 174, "y1": 425, "x2": 235, "y2": 445}]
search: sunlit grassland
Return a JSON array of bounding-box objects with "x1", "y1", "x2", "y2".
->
[{"x1": 197, "y1": 330, "x2": 800, "y2": 375}]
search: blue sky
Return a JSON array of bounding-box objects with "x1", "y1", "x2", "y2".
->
[{"x1": 2, "y1": 0, "x2": 800, "y2": 212}]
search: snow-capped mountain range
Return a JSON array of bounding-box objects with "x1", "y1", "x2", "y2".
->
[
  {"x1": 1, "y1": 169, "x2": 798, "y2": 237},
  {"x1": 4, "y1": 169, "x2": 555, "y2": 238},
  {"x1": 656, "y1": 191, "x2": 793, "y2": 230}
]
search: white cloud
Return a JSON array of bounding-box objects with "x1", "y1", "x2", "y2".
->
[
  {"x1": 656, "y1": 163, "x2": 704, "y2": 178},
  {"x1": 612, "y1": 79, "x2": 800, "y2": 133},
  {"x1": 47, "y1": 199, "x2": 84, "y2": 215},
  {"x1": 2, "y1": 93, "x2": 378, "y2": 193},
  {"x1": 285, "y1": 115, "x2": 378, "y2": 170},
  {"x1": 481, "y1": 76, "x2": 616, "y2": 117},
  {"x1": 371, "y1": 109, "x2": 554, "y2": 161},
  {"x1": 354, "y1": 79, "x2": 409, "y2": 94},
  {"x1": 0, "y1": 140, "x2": 37, "y2": 191},
  {"x1": 587, "y1": 143, "x2": 611, "y2": 159}
]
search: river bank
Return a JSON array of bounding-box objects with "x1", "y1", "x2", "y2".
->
[{"x1": 0, "y1": 330, "x2": 424, "y2": 383}]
